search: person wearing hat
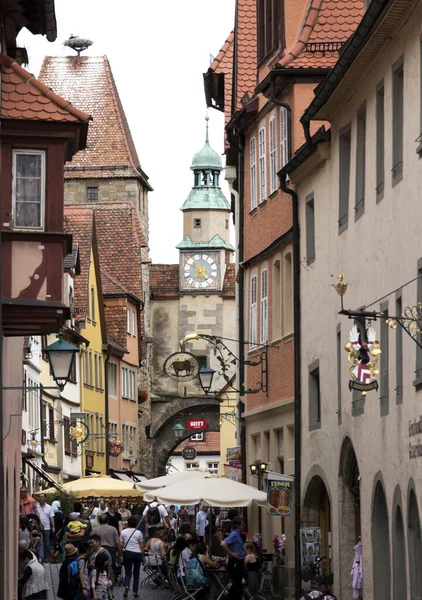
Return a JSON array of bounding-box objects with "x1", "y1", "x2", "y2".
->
[{"x1": 57, "y1": 544, "x2": 79, "y2": 600}]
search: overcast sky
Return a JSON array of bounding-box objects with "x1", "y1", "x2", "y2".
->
[{"x1": 18, "y1": 0, "x2": 235, "y2": 264}]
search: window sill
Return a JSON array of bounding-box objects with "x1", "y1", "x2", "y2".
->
[
  {"x1": 122, "y1": 396, "x2": 129, "y2": 400},
  {"x1": 413, "y1": 377, "x2": 422, "y2": 390},
  {"x1": 258, "y1": 199, "x2": 267, "y2": 208},
  {"x1": 270, "y1": 337, "x2": 282, "y2": 346},
  {"x1": 95, "y1": 387, "x2": 104, "y2": 393},
  {"x1": 247, "y1": 344, "x2": 267, "y2": 357},
  {"x1": 417, "y1": 142, "x2": 422, "y2": 156},
  {"x1": 91, "y1": 321, "x2": 97, "y2": 326},
  {"x1": 282, "y1": 332, "x2": 294, "y2": 343},
  {"x1": 249, "y1": 207, "x2": 258, "y2": 217},
  {"x1": 309, "y1": 422, "x2": 321, "y2": 432},
  {"x1": 269, "y1": 189, "x2": 278, "y2": 200},
  {"x1": 84, "y1": 384, "x2": 94, "y2": 390}
]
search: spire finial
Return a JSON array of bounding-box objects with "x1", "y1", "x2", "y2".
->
[{"x1": 205, "y1": 114, "x2": 210, "y2": 144}]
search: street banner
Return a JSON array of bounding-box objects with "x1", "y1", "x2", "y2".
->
[
  {"x1": 224, "y1": 463, "x2": 242, "y2": 481},
  {"x1": 266, "y1": 471, "x2": 294, "y2": 517}
]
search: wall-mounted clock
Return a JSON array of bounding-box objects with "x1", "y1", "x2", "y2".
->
[{"x1": 183, "y1": 253, "x2": 218, "y2": 289}]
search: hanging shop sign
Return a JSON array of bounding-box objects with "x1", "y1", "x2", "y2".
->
[
  {"x1": 300, "y1": 528, "x2": 322, "y2": 570},
  {"x1": 409, "y1": 416, "x2": 422, "y2": 459},
  {"x1": 182, "y1": 446, "x2": 197, "y2": 460},
  {"x1": 163, "y1": 352, "x2": 200, "y2": 382},
  {"x1": 224, "y1": 463, "x2": 242, "y2": 482},
  {"x1": 227, "y1": 446, "x2": 242, "y2": 462},
  {"x1": 344, "y1": 324, "x2": 381, "y2": 396},
  {"x1": 266, "y1": 472, "x2": 294, "y2": 517},
  {"x1": 187, "y1": 419, "x2": 206, "y2": 430}
]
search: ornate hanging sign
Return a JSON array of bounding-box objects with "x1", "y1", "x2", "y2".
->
[
  {"x1": 345, "y1": 325, "x2": 381, "y2": 396},
  {"x1": 67, "y1": 420, "x2": 89, "y2": 444},
  {"x1": 163, "y1": 352, "x2": 200, "y2": 382}
]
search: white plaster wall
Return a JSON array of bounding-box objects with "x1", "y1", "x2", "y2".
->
[
  {"x1": 167, "y1": 453, "x2": 221, "y2": 474},
  {"x1": 296, "y1": 6, "x2": 422, "y2": 598}
]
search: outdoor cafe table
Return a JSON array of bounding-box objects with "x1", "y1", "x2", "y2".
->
[{"x1": 207, "y1": 565, "x2": 230, "y2": 600}]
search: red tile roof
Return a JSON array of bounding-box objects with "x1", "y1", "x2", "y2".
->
[
  {"x1": 39, "y1": 56, "x2": 151, "y2": 185},
  {"x1": 104, "y1": 301, "x2": 128, "y2": 350},
  {"x1": 101, "y1": 268, "x2": 132, "y2": 298},
  {"x1": 173, "y1": 431, "x2": 220, "y2": 454},
  {"x1": 236, "y1": 0, "x2": 257, "y2": 109},
  {"x1": 209, "y1": 31, "x2": 234, "y2": 147},
  {"x1": 222, "y1": 264, "x2": 236, "y2": 299},
  {"x1": 276, "y1": 0, "x2": 364, "y2": 69},
  {"x1": 0, "y1": 53, "x2": 91, "y2": 123},
  {"x1": 150, "y1": 265, "x2": 180, "y2": 299}
]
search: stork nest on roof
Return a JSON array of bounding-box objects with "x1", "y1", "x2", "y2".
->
[{"x1": 63, "y1": 35, "x2": 93, "y2": 56}]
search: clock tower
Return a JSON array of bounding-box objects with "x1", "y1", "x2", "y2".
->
[{"x1": 178, "y1": 116, "x2": 233, "y2": 292}]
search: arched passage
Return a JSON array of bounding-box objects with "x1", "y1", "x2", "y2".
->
[
  {"x1": 393, "y1": 499, "x2": 407, "y2": 598},
  {"x1": 407, "y1": 482, "x2": 422, "y2": 597},
  {"x1": 338, "y1": 437, "x2": 361, "y2": 600},
  {"x1": 302, "y1": 471, "x2": 332, "y2": 576},
  {"x1": 372, "y1": 478, "x2": 391, "y2": 598}
]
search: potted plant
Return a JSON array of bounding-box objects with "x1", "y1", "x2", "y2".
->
[
  {"x1": 272, "y1": 534, "x2": 286, "y2": 598},
  {"x1": 138, "y1": 389, "x2": 148, "y2": 404}
]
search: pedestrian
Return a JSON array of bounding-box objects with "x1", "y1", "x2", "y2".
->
[
  {"x1": 221, "y1": 517, "x2": 246, "y2": 600},
  {"x1": 37, "y1": 493, "x2": 55, "y2": 563},
  {"x1": 90, "y1": 552, "x2": 112, "y2": 600},
  {"x1": 85, "y1": 497, "x2": 101, "y2": 529},
  {"x1": 19, "y1": 549, "x2": 49, "y2": 599},
  {"x1": 27, "y1": 515, "x2": 42, "y2": 559},
  {"x1": 107, "y1": 500, "x2": 123, "y2": 534},
  {"x1": 120, "y1": 515, "x2": 144, "y2": 598},
  {"x1": 195, "y1": 504, "x2": 208, "y2": 543},
  {"x1": 118, "y1": 500, "x2": 131, "y2": 529},
  {"x1": 20, "y1": 487, "x2": 40, "y2": 519},
  {"x1": 142, "y1": 500, "x2": 170, "y2": 539},
  {"x1": 91, "y1": 513, "x2": 123, "y2": 582},
  {"x1": 57, "y1": 544, "x2": 79, "y2": 600},
  {"x1": 65, "y1": 512, "x2": 89, "y2": 550},
  {"x1": 76, "y1": 542, "x2": 91, "y2": 600}
]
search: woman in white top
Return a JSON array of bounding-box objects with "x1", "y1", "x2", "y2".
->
[
  {"x1": 120, "y1": 516, "x2": 144, "y2": 598},
  {"x1": 145, "y1": 528, "x2": 167, "y2": 567}
]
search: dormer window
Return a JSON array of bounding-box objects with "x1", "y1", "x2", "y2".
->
[
  {"x1": 12, "y1": 150, "x2": 45, "y2": 230},
  {"x1": 194, "y1": 218, "x2": 201, "y2": 228}
]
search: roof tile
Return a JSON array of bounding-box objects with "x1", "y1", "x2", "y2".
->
[
  {"x1": 150, "y1": 265, "x2": 180, "y2": 299},
  {"x1": 173, "y1": 431, "x2": 220, "y2": 454}
]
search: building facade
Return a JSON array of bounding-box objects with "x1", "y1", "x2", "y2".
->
[{"x1": 281, "y1": 0, "x2": 422, "y2": 598}]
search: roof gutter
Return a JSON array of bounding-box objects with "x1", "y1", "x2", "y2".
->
[{"x1": 301, "y1": 0, "x2": 389, "y2": 125}]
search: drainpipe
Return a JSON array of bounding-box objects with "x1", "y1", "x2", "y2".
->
[
  {"x1": 279, "y1": 171, "x2": 301, "y2": 600},
  {"x1": 104, "y1": 345, "x2": 112, "y2": 474}
]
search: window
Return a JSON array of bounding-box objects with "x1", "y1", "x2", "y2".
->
[
  {"x1": 250, "y1": 275, "x2": 258, "y2": 347},
  {"x1": 277, "y1": 429, "x2": 284, "y2": 459},
  {"x1": 355, "y1": 103, "x2": 366, "y2": 221},
  {"x1": 337, "y1": 324, "x2": 342, "y2": 425},
  {"x1": 99, "y1": 416, "x2": 104, "y2": 453},
  {"x1": 42, "y1": 403, "x2": 48, "y2": 439},
  {"x1": 207, "y1": 462, "x2": 219, "y2": 475},
  {"x1": 376, "y1": 81, "x2": 385, "y2": 202},
  {"x1": 260, "y1": 269, "x2": 268, "y2": 344},
  {"x1": 305, "y1": 193, "x2": 315, "y2": 264},
  {"x1": 49, "y1": 406, "x2": 55, "y2": 441},
  {"x1": 250, "y1": 137, "x2": 257, "y2": 210},
  {"x1": 396, "y1": 293, "x2": 403, "y2": 404},
  {"x1": 129, "y1": 370, "x2": 136, "y2": 401},
  {"x1": 132, "y1": 310, "x2": 137, "y2": 337},
  {"x1": 254, "y1": 435, "x2": 261, "y2": 461},
  {"x1": 63, "y1": 416, "x2": 71, "y2": 455},
  {"x1": 98, "y1": 355, "x2": 103, "y2": 390},
  {"x1": 272, "y1": 259, "x2": 281, "y2": 340},
  {"x1": 196, "y1": 356, "x2": 208, "y2": 370},
  {"x1": 225, "y1": 218, "x2": 229, "y2": 229},
  {"x1": 87, "y1": 187, "x2": 98, "y2": 202},
  {"x1": 259, "y1": 127, "x2": 267, "y2": 203},
  {"x1": 380, "y1": 302, "x2": 389, "y2": 416},
  {"x1": 309, "y1": 360, "x2": 321, "y2": 430},
  {"x1": 122, "y1": 367, "x2": 128, "y2": 398},
  {"x1": 88, "y1": 351, "x2": 93, "y2": 386},
  {"x1": 69, "y1": 354, "x2": 77, "y2": 383},
  {"x1": 127, "y1": 309, "x2": 131, "y2": 334},
  {"x1": 86, "y1": 288, "x2": 90, "y2": 321},
  {"x1": 269, "y1": 115, "x2": 277, "y2": 193},
  {"x1": 257, "y1": 0, "x2": 282, "y2": 62},
  {"x1": 94, "y1": 354, "x2": 98, "y2": 389},
  {"x1": 415, "y1": 258, "x2": 422, "y2": 386},
  {"x1": 109, "y1": 422, "x2": 118, "y2": 441},
  {"x1": 392, "y1": 57, "x2": 404, "y2": 186},
  {"x1": 108, "y1": 363, "x2": 117, "y2": 398},
  {"x1": 185, "y1": 462, "x2": 200, "y2": 470},
  {"x1": 95, "y1": 414, "x2": 100, "y2": 453},
  {"x1": 90, "y1": 287, "x2": 95, "y2": 323},
  {"x1": 194, "y1": 218, "x2": 201, "y2": 228},
  {"x1": 280, "y1": 107, "x2": 288, "y2": 169},
  {"x1": 191, "y1": 433, "x2": 204, "y2": 442},
  {"x1": 338, "y1": 124, "x2": 351, "y2": 234},
  {"x1": 12, "y1": 150, "x2": 45, "y2": 230},
  {"x1": 283, "y1": 251, "x2": 293, "y2": 335}
]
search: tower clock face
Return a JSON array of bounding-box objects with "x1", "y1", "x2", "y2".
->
[{"x1": 183, "y1": 253, "x2": 218, "y2": 289}]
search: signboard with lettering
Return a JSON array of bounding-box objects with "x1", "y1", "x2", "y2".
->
[
  {"x1": 182, "y1": 446, "x2": 197, "y2": 460},
  {"x1": 187, "y1": 419, "x2": 206, "y2": 430},
  {"x1": 409, "y1": 416, "x2": 422, "y2": 459},
  {"x1": 266, "y1": 471, "x2": 294, "y2": 517}
]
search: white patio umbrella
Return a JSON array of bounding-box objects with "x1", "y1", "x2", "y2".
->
[
  {"x1": 143, "y1": 476, "x2": 267, "y2": 507},
  {"x1": 135, "y1": 469, "x2": 212, "y2": 491}
]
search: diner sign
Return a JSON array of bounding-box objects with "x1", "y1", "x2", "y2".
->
[
  {"x1": 187, "y1": 419, "x2": 206, "y2": 430},
  {"x1": 266, "y1": 471, "x2": 294, "y2": 517}
]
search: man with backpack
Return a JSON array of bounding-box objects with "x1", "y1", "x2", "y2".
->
[{"x1": 142, "y1": 501, "x2": 170, "y2": 539}]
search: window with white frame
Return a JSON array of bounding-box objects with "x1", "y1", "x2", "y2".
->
[
  {"x1": 109, "y1": 422, "x2": 118, "y2": 440},
  {"x1": 250, "y1": 137, "x2": 257, "y2": 210},
  {"x1": 127, "y1": 309, "x2": 131, "y2": 334},
  {"x1": 259, "y1": 128, "x2": 267, "y2": 202},
  {"x1": 122, "y1": 367, "x2": 128, "y2": 398},
  {"x1": 132, "y1": 310, "x2": 137, "y2": 337},
  {"x1": 12, "y1": 150, "x2": 45, "y2": 230},
  {"x1": 108, "y1": 363, "x2": 117, "y2": 397},
  {"x1": 190, "y1": 433, "x2": 204, "y2": 441},
  {"x1": 260, "y1": 269, "x2": 268, "y2": 344},
  {"x1": 280, "y1": 108, "x2": 288, "y2": 169},
  {"x1": 207, "y1": 462, "x2": 219, "y2": 475},
  {"x1": 129, "y1": 370, "x2": 136, "y2": 401},
  {"x1": 269, "y1": 115, "x2": 277, "y2": 193},
  {"x1": 185, "y1": 462, "x2": 200, "y2": 470},
  {"x1": 250, "y1": 275, "x2": 258, "y2": 347}
]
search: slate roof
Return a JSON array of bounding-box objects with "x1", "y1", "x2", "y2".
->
[
  {"x1": 150, "y1": 265, "x2": 180, "y2": 299},
  {"x1": 173, "y1": 431, "x2": 220, "y2": 455},
  {"x1": 276, "y1": 0, "x2": 364, "y2": 70},
  {"x1": 222, "y1": 264, "x2": 236, "y2": 299},
  {"x1": 0, "y1": 53, "x2": 91, "y2": 123},
  {"x1": 176, "y1": 235, "x2": 234, "y2": 251},
  {"x1": 38, "y1": 55, "x2": 151, "y2": 187}
]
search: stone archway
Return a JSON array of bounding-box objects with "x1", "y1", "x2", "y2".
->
[
  {"x1": 372, "y1": 477, "x2": 391, "y2": 598},
  {"x1": 407, "y1": 480, "x2": 422, "y2": 597},
  {"x1": 392, "y1": 485, "x2": 407, "y2": 599},
  {"x1": 151, "y1": 396, "x2": 221, "y2": 475},
  {"x1": 302, "y1": 469, "x2": 332, "y2": 577},
  {"x1": 338, "y1": 437, "x2": 360, "y2": 600}
]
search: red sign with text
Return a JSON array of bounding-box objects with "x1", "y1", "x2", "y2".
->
[{"x1": 187, "y1": 419, "x2": 206, "y2": 430}]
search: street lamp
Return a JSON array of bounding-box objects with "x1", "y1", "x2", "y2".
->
[
  {"x1": 249, "y1": 463, "x2": 258, "y2": 476},
  {"x1": 42, "y1": 334, "x2": 79, "y2": 391},
  {"x1": 198, "y1": 367, "x2": 216, "y2": 395},
  {"x1": 173, "y1": 422, "x2": 185, "y2": 439}
]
